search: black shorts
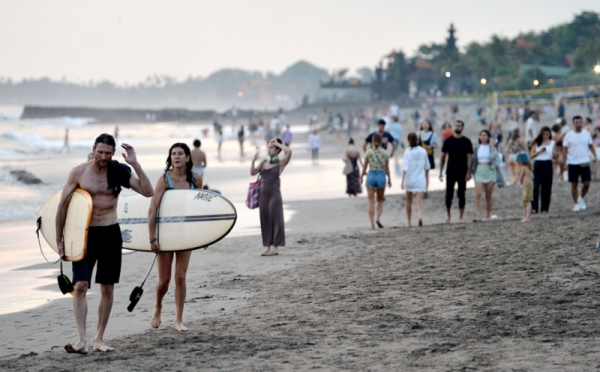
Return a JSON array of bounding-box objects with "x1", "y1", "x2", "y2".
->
[
  {"x1": 568, "y1": 164, "x2": 592, "y2": 183},
  {"x1": 427, "y1": 154, "x2": 435, "y2": 169},
  {"x1": 72, "y1": 224, "x2": 123, "y2": 288}
]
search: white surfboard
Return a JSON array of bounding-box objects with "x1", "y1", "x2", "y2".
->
[
  {"x1": 38, "y1": 188, "x2": 93, "y2": 262},
  {"x1": 117, "y1": 189, "x2": 237, "y2": 252}
]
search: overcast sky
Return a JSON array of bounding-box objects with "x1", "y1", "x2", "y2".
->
[{"x1": 1, "y1": 0, "x2": 598, "y2": 84}]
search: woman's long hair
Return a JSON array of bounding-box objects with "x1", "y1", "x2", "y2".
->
[
  {"x1": 478, "y1": 129, "x2": 492, "y2": 144},
  {"x1": 510, "y1": 128, "x2": 520, "y2": 141},
  {"x1": 532, "y1": 126, "x2": 551, "y2": 147},
  {"x1": 420, "y1": 119, "x2": 433, "y2": 132},
  {"x1": 164, "y1": 143, "x2": 194, "y2": 186}
]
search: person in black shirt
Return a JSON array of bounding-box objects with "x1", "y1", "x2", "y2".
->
[
  {"x1": 439, "y1": 120, "x2": 473, "y2": 223},
  {"x1": 363, "y1": 119, "x2": 396, "y2": 157}
]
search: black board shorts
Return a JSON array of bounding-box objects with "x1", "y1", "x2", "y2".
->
[
  {"x1": 568, "y1": 164, "x2": 592, "y2": 183},
  {"x1": 72, "y1": 224, "x2": 122, "y2": 288}
]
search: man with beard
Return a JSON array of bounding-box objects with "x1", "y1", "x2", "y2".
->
[
  {"x1": 56, "y1": 133, "x2": 154, "y2": 354},
  {"x1": 439, "y1": 120, "x2": 473, "y2": 223}
]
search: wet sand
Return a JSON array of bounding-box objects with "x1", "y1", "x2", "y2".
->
[{"x1": 2, "y1": 180, "x2": 600, "y2": 370}]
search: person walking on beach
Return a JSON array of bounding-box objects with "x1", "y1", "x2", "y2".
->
[
  {"x1": 526, "y1": 111, "x2": 538, "y2": 149},
  {"x1": 237, "y1": 125, "x2": 245, "y2": 157},
  {"x1": 191, "y1": 139, "x2": 207, "y2": 179},
  {"x1": 529, "y1": 126, "x2": 555, "y2": 214},
  {"x1": 308, "y1": 129, "x2": 322, "y2": 165},
  {"x1": 251, "y1": 138, "x2": 292, "y2": 256},
  {"x1": 363, "y1": 119, "x2": 396, "y2": 157},
  {"x1": 563, "y1": 115, "x2": 597, "y2": 212},
  {"x1": 439, "y1": 120, "x2": 473, "y2": 223},
  {"x1": 401, "y1": 133, "x2": 430, "y2": 227},
  {"x1": 343, "y1": 138, "x2": 362, "y2": 197},
  {"x1": 517, "y1": 152, "x2": 534, "y2": 222},
  {"x1": 56, "y1": 133, "x2": 154, "y2": 354},
  {"x1": 360, "y1": 133, "x2": 391, "y2": 229},
  {"x1": 282, "y1": 124, "x2": 293, "y2": 147},
  {"x1": 59, "y1": 128, "x2": 70, "y2": 154},
  {"x1": 217, "y1": 129, "x2": 224, "y2": 161},
  {"x1": 472, "y1": 129, "x2": 500, "y2": 221},
  {"x1": 505, "y1": 129, "x2": 527, "y2": 184},
  {"x1": 149, "y1": 143, "x2": 203, "y2": 332},
  {"x1": 417, "y1": 119, "x2": 438, "y2": 198}
]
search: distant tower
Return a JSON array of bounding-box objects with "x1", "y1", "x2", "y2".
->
[
  {"x1": 446, "y1": 23, "x2": 457, "y2": 52},
  {"x1": 445, "y1": 23, "x2": 458, "y2": 60}
]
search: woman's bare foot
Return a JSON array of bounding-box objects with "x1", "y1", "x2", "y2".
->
[
  {"x1": 260, "y1": 248, "x2": 271, "y2": 256},
  {"x1": 521, "y1": 218, "x2": 530, "y2": 222},
  {"x1": 175, "y1": 321, "x2": 189, "y2": 332},
  {"x1": 151, "y1": 306, "x2": 162, "y2": 329},
  {"x1": 93, "y1": 340, "x2": 114, "y2": 352}
]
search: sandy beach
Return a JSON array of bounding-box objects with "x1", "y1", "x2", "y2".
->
[
  {"x1": 1, "y1": 103, "x2": 600, "y2": 370},
  {"x1": 1, "y1": 178, "x2": 600, "y2": 370}
]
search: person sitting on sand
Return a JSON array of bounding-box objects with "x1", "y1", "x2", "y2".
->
[
  {"x1": 360, "y1": 133, "x2": 391, "y2": 229},
  {"x1": 251, "y1": 138, "x2": 292, "y2": 256},
  {"x1": 56, "y1": 133, "x2": 154, "y2": 354},
  {"x1": 149, "y1": 143, "x2": 204, "y2": 332},
  {"x1": 517, "y1": 152, "x2": 534, "y2": 222},
  {"x1": 191, "y1": 139, "x2": 207, "y2": 179},
  {"x1": 401, "y1": 132, "x2": 430, "y2": 227}
]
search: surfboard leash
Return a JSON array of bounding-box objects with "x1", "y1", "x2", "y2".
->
[{"x1": 36, "y1": 217, "x2": 60, "y2": 265}]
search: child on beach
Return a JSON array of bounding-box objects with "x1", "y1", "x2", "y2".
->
[{"x1": 517, "y1": 152, "x2": 534, "y2": 222}]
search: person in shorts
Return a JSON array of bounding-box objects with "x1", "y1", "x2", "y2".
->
[
  {"x1": 360, "y1": 133, "x2": 391, "y2": 229},
  {"x1": 56, "y1": 134, "x2": 154, "y2": 354},
  {"x1": 563, "y1": 116, "x2": 598, "y2": 212}
]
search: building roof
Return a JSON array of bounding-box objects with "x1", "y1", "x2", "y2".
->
[{"x1": 519, "y1": 64, "x2": 571, "y2": 78}]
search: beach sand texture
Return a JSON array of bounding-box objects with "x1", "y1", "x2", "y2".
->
[{"x1": 2, "y1": 182, "x2": 600, "y2": 370}]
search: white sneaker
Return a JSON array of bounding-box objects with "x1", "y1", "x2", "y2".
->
[
  {"x1": 573, "y1": 203, "x2": 581, "y2": 212},
  {"x1": 578, "y1": 197, "x2": 587, "y2": 210}
]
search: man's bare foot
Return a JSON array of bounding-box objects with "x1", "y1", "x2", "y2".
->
[
  {"x1": 175, "y1": 321, "x2": 189, "y2": 332},
  {"x1": 458, "y1": 218, "x2": 463, "y2": 223},
  {"x1": 64, "y1": 342, "x2": 87, "y2": 355},
  {"x1": 151, "y1": 306, "x2": 162, "y2": 329},
  {"x1": 521, "y1": 218, "x2": 530, "y2": 222},
  {"x1": 93, "y1": 341, "x2": 114, "y2": 352}
]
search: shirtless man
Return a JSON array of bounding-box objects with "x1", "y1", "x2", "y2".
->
[
  {"x1": 56, "y1": 133, "x2": 154, "y2": 354},
  {"x1": 191, "y1": 139, "x2": 207, "y2": 179},
  {"x1": 488, "y1": 113, "x2": 503, "y2": 151}
]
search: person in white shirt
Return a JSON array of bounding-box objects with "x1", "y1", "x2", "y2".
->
[
  {"x1": 401, "y1": 133, "x2": 430, "y2": 227},
  {"x1": 529, "y1": 126, "x2": 555, "y2": 213},
  {"x1": 307, "y1": 129, "x2": 322, "y2": 165},
  {"x1": 563, "y1": 115, "x2": 598, "y2": 212},
  {"x1": 526, "y1": 111, "x2": 538, "y2": 148},
  {"x1": 389, "y1": 102, "x2": 400, "y2": 119}
]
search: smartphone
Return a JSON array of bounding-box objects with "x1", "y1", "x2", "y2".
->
[{"x1": 255, "y1": 146, "x2": 260, "y2": 156}]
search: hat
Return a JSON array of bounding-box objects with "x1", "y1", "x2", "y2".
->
[{"x1": 516, "y1": 152, "x2": 530, "y2": 163}]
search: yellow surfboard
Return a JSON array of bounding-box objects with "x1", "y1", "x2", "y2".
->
[{"x1": 38, "y1": 188, "x2": 92, "y2": 262}]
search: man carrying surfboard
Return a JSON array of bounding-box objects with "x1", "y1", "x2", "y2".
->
[{"x1": 56, "y1": 133, "x2": 154, "y2": 354}]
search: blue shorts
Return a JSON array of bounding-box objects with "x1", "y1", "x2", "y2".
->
[
  {"x1": 366, "y1": 170, "x2": 386, "y2": 189},
  {"x1": 193, "y1": 166, "x2": 204, "y2": 178}
]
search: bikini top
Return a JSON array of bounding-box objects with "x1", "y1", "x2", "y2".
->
[{"x1": 164, "y1": 172, "x2": 195, "y2": 190}]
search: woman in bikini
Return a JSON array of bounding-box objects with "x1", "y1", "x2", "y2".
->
[{"x1": 149, "y1": 143, "x2": 203, "y2": 332}]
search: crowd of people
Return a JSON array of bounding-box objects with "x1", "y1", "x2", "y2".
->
[{"x1": 53, "y1": 101, "x2": 599, "y2": 355}]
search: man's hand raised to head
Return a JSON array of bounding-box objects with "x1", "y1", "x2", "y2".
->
[{"x1": 121, "y1": 144, "x2": 139, "y2": 166}]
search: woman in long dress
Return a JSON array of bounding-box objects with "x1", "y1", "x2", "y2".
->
[
  {"x1": 148, "y1": 143, "x2": 203, "y2": 332},
  {"x1": 250, "y1": 138, "x2": 292, "y2": 256},
  {"x1": 401, "y1": 133, "x2": 430, "y2": 227},
  {"x1": 343, "y1": 138, "x2": 362, "y2": 197}
]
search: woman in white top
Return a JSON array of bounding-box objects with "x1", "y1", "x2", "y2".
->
[
  {"x1": 401, "y1": 133, "x2": 430, "y2": 227},
  {"x1": 472, "y1": 130, "x2": 500, "y2": 221},
  {"x1": 529, "y1": 126, "x2": 555, "y2": 213}
]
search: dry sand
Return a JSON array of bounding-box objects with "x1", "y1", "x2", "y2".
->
[{"x1": 2, "y1": 180, "x2": 600, "y2": 370}]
